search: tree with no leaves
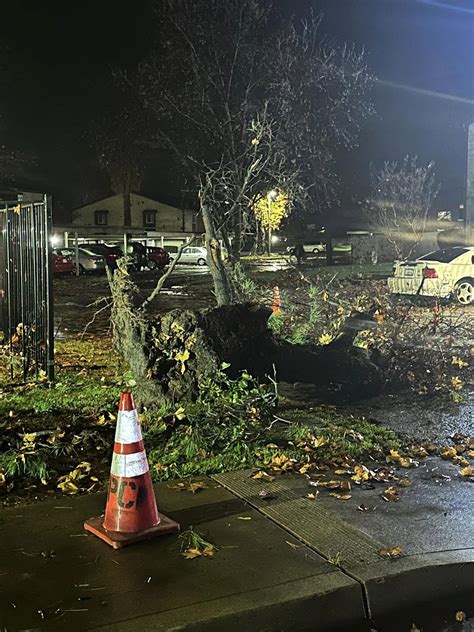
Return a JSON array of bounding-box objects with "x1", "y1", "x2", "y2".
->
[
  {"x1": 89, "y1": 91, "x2": 152, "y2": 227},
  {"x1": 123, "y1": 0, "x2": 373, "y2": 304},
  {"x1": 366, "y1": 156, "x2": 439, "y2": 260}
]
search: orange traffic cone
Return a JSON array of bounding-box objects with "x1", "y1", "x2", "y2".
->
[
  {"x1": 271, "y1": 286, "x2": 282, "y2": 313},
  {"x1": 84, "y1": 392, "x2": 179, "y2": 548}
]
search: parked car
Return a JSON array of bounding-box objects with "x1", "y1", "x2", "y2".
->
[
  {"x1": 388, "y1": 246, "x2": 474, "y2": 305},
  {"x1": 287, "y1": 243, "x2": 325, "y2": 256},
  {"x1": 52, "y1": 251, "x2": 75, "y2": 275},
  {"x1": 166, "y1": 245, "x2": 208, "y2": 266},
  {"x1": 84, "y1": 244, "x2": 123, "y2": 269},
  {"x1": 146, "y1": 246, "x2": 170, "y2": 270},
  {"x1": 55, "y1": 247, "x2": 106, "y2": 274},
  {"x1": 287, "y1": 242, "x2": 351, "y2": 258}
]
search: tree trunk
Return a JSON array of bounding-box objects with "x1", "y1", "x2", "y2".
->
[
  {"x1": 202, "y1": 203, "x2": 233, "y2": 305},
  {"x1": 108, "y1": 267, "x2": 165, "y2": 409},
  {"x1": 123, "y1": 189, "x2": 132, "y2": 228},
  {"x1": 325, "y1": 232, "x2": 334, "y2": 266},
  {"x1": 231, "y1": 207, "x2": 242, "y2": 262}
]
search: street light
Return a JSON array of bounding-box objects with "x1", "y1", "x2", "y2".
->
[{"x1": 267, "y1": 189, "x2": 278, "y2": 255}]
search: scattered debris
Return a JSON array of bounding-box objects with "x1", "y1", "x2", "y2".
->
[
  {"x1": 378, "y1": 546, "x2": 402, "y2": 559},
  {"x1": 180, "y1": 528, "x2": 217, "y2": 560},
  {"x1": 174, "y1": 480, "x2": 208, "y2": 494},
  {"x1": 252, "y1": 471, "x2": 275, "y2": 482},
  {"x1": 285, "y1": 540, "x2": 300, "y2": 550},
  {"x1": 381, "y1": 486, "x2": 401, "y2": 502}
]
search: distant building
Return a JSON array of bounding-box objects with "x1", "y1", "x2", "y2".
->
[{"x1": 53, "y1": 192, "x2": 203, "y2": 248}]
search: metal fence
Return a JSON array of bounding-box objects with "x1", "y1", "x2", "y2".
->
[{"x1": 0, "y1": 194, "x2": 54, "y2": 381}]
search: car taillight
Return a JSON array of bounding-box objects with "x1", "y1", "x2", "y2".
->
[{"x1": 422, "y1": 267, "x2": 438, "y2": 279}]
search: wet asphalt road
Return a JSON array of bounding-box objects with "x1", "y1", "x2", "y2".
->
[{"x1": 53, "y1": 265, "x2": 214, "y2": 338}]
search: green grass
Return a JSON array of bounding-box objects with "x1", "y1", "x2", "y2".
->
[
  {"x1": 284, "y1": 413, "x2": 400, "y2": 461},
  {"x1": 0, "y1": 332, "x2": 402, "y2": 497},
  {"x1": 145, "y1": 399, "x2": 401, "y2": 482},
  {"x1": 0, "y1": 374, "x2": 121, "y2": 416}
]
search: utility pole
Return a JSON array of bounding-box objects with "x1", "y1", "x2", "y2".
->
[
  {"x1": 465, "y1": 123, "x2": 474, "y2": 243},
  {"x1": 267, "y1": 190, "x2": 277, "y2": 255}
]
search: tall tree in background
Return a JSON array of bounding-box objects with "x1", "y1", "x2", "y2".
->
[
  {"x1": 125, "y1": 0, "x2": 373, "y2": 303},
  {"x1": 90, "y1": 95, "x2": 150, "y2": 227},
  {"x1": 366, "y1": 156, "x2": 439, "y2": 260}
]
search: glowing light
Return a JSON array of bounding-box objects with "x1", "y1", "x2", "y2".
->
[{"x1": 50, "y1": 235, "x2": 60, "y2": 247}]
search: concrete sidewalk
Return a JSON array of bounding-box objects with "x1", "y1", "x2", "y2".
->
[{"x1": 0, "y1": 458, "x2": 472, "y2": 631}]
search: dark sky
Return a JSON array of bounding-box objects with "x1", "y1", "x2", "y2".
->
[{"x1": 1, "y1": 0, "x2": 473, "y2": 217}]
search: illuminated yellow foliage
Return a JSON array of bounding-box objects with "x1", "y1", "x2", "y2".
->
[{"x1": 253, "y1": 190, "x2": 289, "y2": 230}]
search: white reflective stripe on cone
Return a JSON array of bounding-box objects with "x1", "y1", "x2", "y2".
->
[
  {"x1": 114, "y1": 410, "x2": 143, "y2": 444},
  {"x1": 111, "y1": 451, "x2": 149, "y2": 478}
]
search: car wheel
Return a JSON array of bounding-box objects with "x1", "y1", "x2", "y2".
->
[
  {"x1": 197, "y1": 257, "x2": 207, "y2": 266},
  {"x1": 454, "y1": 278, "x2": 474, "y2": 305},
  {"x1": 79, "y1": 264, "x2": 86, "y2": 275},
  {"x1": 147, "y1": 260, "x2": 157, "y2": 271}
]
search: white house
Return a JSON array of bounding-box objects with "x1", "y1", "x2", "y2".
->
[{"x1": 53, "y1": 193, "x2": 204, "y2": 248}]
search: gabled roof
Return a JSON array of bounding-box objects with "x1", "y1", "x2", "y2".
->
[{"x1": 71, "y1": 192, "x2": 182, "y2": 213}]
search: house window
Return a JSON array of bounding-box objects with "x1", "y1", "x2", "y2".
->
[
  {"x1": 143, "y1": 209, "x2": 157, "y2": 229},
  {"x1": 94, "y1": 210, "x2": 108, "y2": 226}
]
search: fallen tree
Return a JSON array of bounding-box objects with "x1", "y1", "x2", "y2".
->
[{"x1": 109, "y1": 263, "x2": 383, "y2": 409}]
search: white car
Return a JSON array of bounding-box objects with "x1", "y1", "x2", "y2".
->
[
  {"x1": 166, "y1": 246, "x2": 208, "y2": 266},
  {"x1": 388, "y1": 246, "x2": 474, "y2": 305}
]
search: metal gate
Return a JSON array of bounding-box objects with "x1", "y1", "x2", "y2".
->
[{"x1": 0, "y1": 193, "x2": 54, "y2": 381}]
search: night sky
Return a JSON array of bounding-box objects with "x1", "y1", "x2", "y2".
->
[{"x1": 1, "y1": 0, "x2": 473, "y2": 220}]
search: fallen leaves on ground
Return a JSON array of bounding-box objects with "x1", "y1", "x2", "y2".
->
[
  {"x1": 57, "y1": 462, "x2": 93, "y2": 495},
  {"x1": 252, "y1": 470, "x2": 275, "y2": 481},
  {"x1": 452, "y1": 355, "x2": 468, "y2": 369},
  {"x1": 440, "y1": 446, "x2": 457, "y2": 460},
  {"x1": 317, "y1": 479, "x2": 351, "y2": 491},
  {"x1": 180, "y1": 528, "x2": 217, "y2": 560},
  {"x1": 352, "y1": 465, "x2": 370, "y2": 482},
  {"x1": 378, "y1": 546, "x2": 402, "y2": 559},
  {"x1": 306, "y1": 492, "x2": 318, "y2": 500},
  {"x1": 408, "y1": 445, "x2": 428, "y2": 458},
  {"x1": 174, "y1": 480, "x2": 208, "y2": 494},
  {"x1": 398, "y1": 478, "x2": 411, "y2": 487},
  {"x1": 237, "y1": 516, "x2": 252, "y2": 521},
  {"x1": 386, "y1": 449, "x2": 414, "y2": 468},
  {"x1": 329, "y1": 492, "x2": 351, "y2": 500},
  {"x1": 455, "y1": 611, "x2": 466, "y2": 622},
  {"x1": 381, "y1": 486, "x2": 401, "y2": 502},
  {"x1": 459, "y1": 466, "x2": 474, "y2": 479},
  {"x1": 268, "y1": 453, "x2": 297, "y2": 473},
  {"x1": 182, "y1": 545, "x2": 216, "y2": 559},
  {"x1": 95, "y1": 413, "x2": 115, "y2": 426}
]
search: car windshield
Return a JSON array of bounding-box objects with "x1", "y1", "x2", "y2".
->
[{"x1": 418, "y1": 248, "x2": 468, "y2": 263}]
